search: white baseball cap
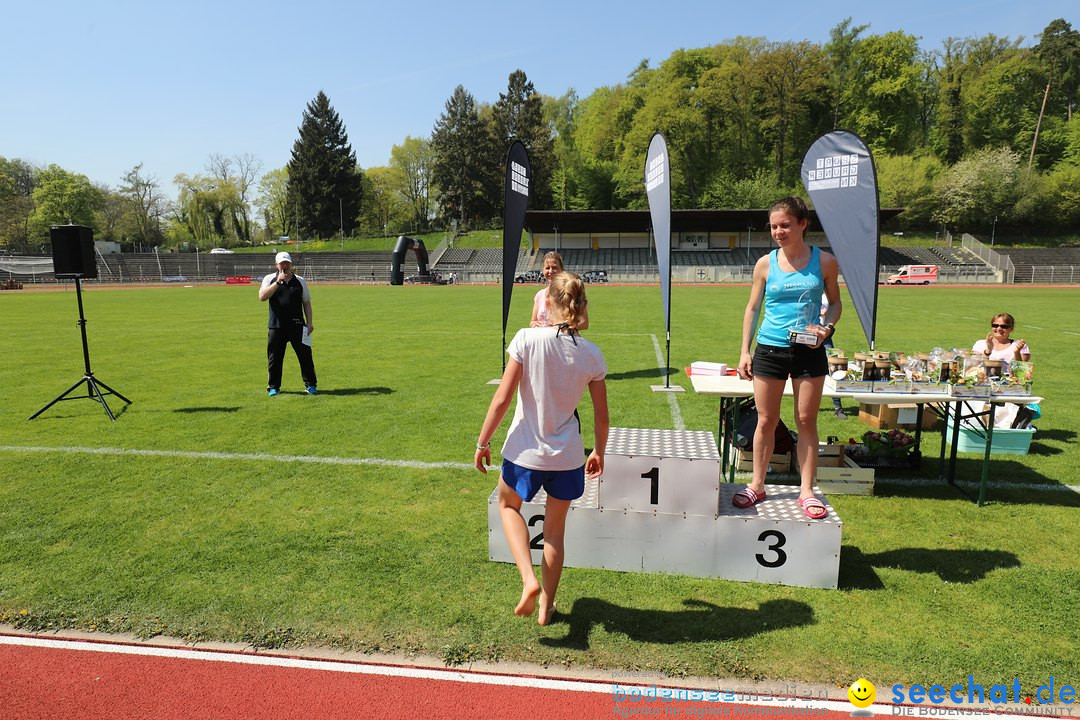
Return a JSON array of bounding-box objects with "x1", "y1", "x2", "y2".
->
[{"x1": 275, "y1": 251, "x2": 293, "y2": 264}]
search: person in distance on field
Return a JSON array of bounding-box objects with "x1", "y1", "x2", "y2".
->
[
  {"x1": 735, "y1": 196, "x2": 841, "y2": 520},
  {"x1": 477, "y1": 272, "x2": 608, "y2": 625},
  {"x1": 258, "y1": 251, "x2": 317, "y2": 396}
]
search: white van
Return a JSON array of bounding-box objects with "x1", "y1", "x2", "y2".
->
[{"x1": 887, "y1": 264, "x2": 938, "y2": 285}]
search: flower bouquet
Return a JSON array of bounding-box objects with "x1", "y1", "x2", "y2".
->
[{"x1": 861, "y1": 428, "x2": 917, "y2": 458}]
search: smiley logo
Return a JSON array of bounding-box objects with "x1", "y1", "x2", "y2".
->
[{"x1": 848, "y1": 678, "x2": 876, "y2": 716}]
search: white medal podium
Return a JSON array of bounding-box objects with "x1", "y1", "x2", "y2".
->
[{"x1": 488, "y1": 427, "x2": 842, "y2": 589}]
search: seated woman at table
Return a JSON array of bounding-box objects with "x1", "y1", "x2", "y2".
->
[
  {"x1": 735, "y1": 196, "x2": 841, "y2": 520},
  {"x1": 973, "y1": 312, "x2": 1030, "y2": 363},
  {"x1": 972, "y1": 312, "x2": 1032, "y2": 429}
]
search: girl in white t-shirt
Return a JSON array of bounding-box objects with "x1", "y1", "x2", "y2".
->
[
  {"x1": 476, "y1": 272, "x2": 608, "y2": 625},
  {"x1": 530, "y1": 251, "x2": 590, "y2": 329}
]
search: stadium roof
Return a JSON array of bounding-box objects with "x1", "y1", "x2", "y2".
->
[{"x1": 524, "y1": 208, "x2": 903, "y2": 234}]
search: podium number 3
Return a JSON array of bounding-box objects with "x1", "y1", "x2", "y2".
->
[
  {"x1": 641, "y1": 467, "x2": 659, "y2": 505},
  {"x1": 756, "y1": 530, "x2": 787, "y2": 567}
]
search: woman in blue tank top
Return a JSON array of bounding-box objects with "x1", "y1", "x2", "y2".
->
[{"x1": 734, "y1": 197, "x2": 842, "y2": 520}]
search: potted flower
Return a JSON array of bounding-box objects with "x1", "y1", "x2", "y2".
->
[{"x1": 861, "y1": 428, "x2": 917, "y2": 458}]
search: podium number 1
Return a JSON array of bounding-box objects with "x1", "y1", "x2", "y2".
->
[{"x1": 641, "y1": 467, "x2": 659, "y2": 505}]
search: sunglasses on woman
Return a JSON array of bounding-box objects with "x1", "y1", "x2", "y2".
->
[{"x1": 991, "y1": 323, "x2": 1012, "y2": 329}]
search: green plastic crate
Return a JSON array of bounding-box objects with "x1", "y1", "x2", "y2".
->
[{"x1": 947, "y1": 422, "x2": 1035, "y2": 455}]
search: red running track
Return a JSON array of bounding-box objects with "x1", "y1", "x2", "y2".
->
[{"x1": 0, "y1": 633, "x2": 1013, "y2": 720}]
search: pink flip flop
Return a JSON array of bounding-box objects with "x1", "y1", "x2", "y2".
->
[
  {"x1": 733, "y1": 486, "x2": 766, "y2": 508},
  {"x1": 799, "y1": 496, "x2": 827, "y2": 520}
]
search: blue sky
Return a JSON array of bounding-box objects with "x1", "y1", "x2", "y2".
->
[{"x1": 3, "y1": 0, "x2": 1074, "y2": 199}]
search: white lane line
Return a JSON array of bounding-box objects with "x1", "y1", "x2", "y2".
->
[
  {"x1": 1064, "y1": 332, "x2": 1080, "y2": 337},
  {"x1": 0, "y1": 634, "x2": 610, "y2": 694},
  {"x1": 0, "y1": 635, "x2": 1045, "y2": 718},
  {"x1": 0, "y1": 446, "x2": 473, "y2": 471},
  {"x1": 874, "y1": 476, "x2": 1080, "y2": 495},
  {"x1": 4, "y1": 446, "x2": 1077, "y2": 495},
  {"x1": 651, "y1": 334, "x2": 685, "y2": 431},
  {"x1": 575, "y1": 331, "x2": 687, "y2": 430}
]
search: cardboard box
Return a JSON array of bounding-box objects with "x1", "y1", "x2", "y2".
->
[
  {"x1": 796, "y1": 443, "x2": 875, "y2": 495},
  {"x1": 816, "y1": 457, "x2": 875, "y2": 495},
  {"x1": 859, "y1": 403, "x2": 937, "y2": 430},
  {"x1": 729, "y1": 445, "x2": 791, "y2": 473},
  {"x1": 817, "y1": 443, "x2": 845, "y2": 463},
  {"x1": 689, "y1": 360, "x2": 729, "y2": 376}
]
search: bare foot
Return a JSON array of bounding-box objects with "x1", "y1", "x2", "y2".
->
[
  {"x1": 537, "y1": 592, "x2": 557, "y2": 626},
  {"x1": 514, "y1": 581, "x2": 540, "y2": 617}
]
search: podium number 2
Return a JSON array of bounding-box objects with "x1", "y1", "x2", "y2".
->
[
  {"x1": 528, "y1": 515, "x2": 544, "y2": 550},
  {"x1": 756, "y1": 530, "x2": 787, "y2": 567},
  {"x1": 641, "y1": 467, "x2": 659, "y2": 505}
]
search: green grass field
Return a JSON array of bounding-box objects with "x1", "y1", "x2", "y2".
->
[{"x1": 1, "y1": 283, "x2": 1077, "y2": 688}]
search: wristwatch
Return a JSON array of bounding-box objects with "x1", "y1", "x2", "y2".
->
[{"x1": 825, "y1": 323, "x2": 836, "y2": 336}]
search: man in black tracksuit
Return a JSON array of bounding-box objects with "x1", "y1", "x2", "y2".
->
[{"x1": 258, "y1": 251, "x2": 317, "y2": 396}]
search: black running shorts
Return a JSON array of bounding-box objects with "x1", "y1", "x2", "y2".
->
[{"x1": 752, "y1": 343, "x2": 828, "y2": 380}]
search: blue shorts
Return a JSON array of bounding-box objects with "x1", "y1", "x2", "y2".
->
[{"x1": 501, "y1": 459, "x2": 585, "y2": 502}]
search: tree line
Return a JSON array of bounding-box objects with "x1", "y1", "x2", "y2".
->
[{"x1": 2, "y1": 17, "x2": 1078, "y2": 253}]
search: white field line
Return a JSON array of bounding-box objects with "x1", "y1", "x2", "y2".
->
[
  {"x1": 931, "y1": 315, "x2": 1062, "y2": 335},
  {"x1": 693, "y1": 469, "x2": 1080, "y2": 496},
  {"x1": 0, "y1": 634, "x2": 629, "y2": 695},
  {"x1": 540, "y1": 330, "x2": 686, "y2": 431},
  {"x1": 872, "y1": 475, "x2": 1080, "y2": 495},
  {"x1": 0, "y1": 446, "x2": 473, "y2": 471},
  {"x1": 651, "y1": 333, "x2": 686, "y2": 431},
  {"x1": 0, "y1": 635, "x2": 1052, "y2": 719},
  {"x1": 479, "y1": 330, "x2": 686, "y2": 430},
  {"x1": 2, "y1": 446, "x2": 1077, "y2": 495}
]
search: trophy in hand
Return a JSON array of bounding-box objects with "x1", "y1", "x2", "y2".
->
[{"x1": 788, "y1": 291, "x2": 823, "y2": 346}]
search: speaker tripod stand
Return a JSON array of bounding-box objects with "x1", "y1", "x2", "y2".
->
[{"x1": 29, "y1": 277, "x2": 131, "y2": 421}]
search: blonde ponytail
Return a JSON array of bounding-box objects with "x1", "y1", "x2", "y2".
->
[{"x1": 547, "y1": 272, "x2": 587, "y2": 329}]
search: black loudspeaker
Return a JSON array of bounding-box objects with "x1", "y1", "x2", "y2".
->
[{"x1": 50, "y1": 225, "x2": 97, "y2": 279}]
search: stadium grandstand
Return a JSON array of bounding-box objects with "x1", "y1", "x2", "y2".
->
[{"x1": 2, "y1": 211, "x2": 1076, "y2": 286}]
